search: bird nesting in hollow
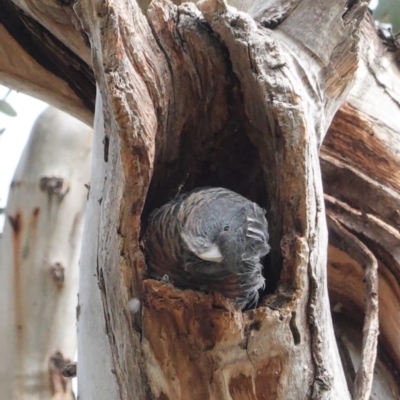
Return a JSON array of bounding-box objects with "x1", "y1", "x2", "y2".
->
[{"x1": 145, "y1": 187, "x2": 270, "y2": 309}]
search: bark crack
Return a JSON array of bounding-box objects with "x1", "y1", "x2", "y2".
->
[
  {"x1": 289, "y1": 311, "x2": 301, "y2": 345},
  {"x1": 147, "y1": 13, "x2": 175, "y2": 101},
  {"x1": 307, "y1": 168, "x2": 334, "y2": 399},
  {"x1": 96, "y1": 254, "x2": 124, "y2": 397},
  {"x1": 307, "y1": 266, "x2": 334, "y2": 399},
  {"x1": 365, "y1": 62, "x2": 400, "y2": 109}
]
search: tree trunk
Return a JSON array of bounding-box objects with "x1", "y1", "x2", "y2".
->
[
  {"x1": 1, "y1": 0, "x2": 400, "y2": 399},
  {"x1": 0, "y1": 107, "x2": 92, "y2": 399},
  {"x1": 72, "y1": 0, "x2": 377, "y2": 398}
]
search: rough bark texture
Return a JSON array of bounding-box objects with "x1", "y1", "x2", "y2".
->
[
  {"x1": 73, "y1": 0, "x2": 371, "y2": 399},
  {"x1": 1, "y1": 0, "x2": 400, "y2": 399},
  {"x1": 0, "y1": 107, "x2": 92, "y2": 399}
]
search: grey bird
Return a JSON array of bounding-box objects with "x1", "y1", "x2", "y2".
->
[{"x1": 145, "y1": 187, "x2": 270, "y2": 309}]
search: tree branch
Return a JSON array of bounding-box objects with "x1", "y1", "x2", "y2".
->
[
  {"x1": 326, "y1": 205, "x2": 379, "y2": 400},
  {"x1": 0, "y1": 0, "x2": 95, "y2": 123}
]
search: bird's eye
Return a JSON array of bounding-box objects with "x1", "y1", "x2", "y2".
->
[{"x1": 223, "y1": 225, "x2": 230, "y2": 231}]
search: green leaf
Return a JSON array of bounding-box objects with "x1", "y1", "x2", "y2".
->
[
  {"x1": 0, "y1": 100, "x2": 17, "y2": 117},
  {"x1": 374, "y1": 0, "x2": 400, "y2": 33}
]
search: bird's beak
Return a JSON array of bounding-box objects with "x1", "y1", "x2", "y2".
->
[{"x1": 197, "y1": 244, "x2": 224, "y2": 263}]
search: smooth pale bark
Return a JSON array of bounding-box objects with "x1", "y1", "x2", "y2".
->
[
  {"x1": 76, "y1": 91, "x2": 121, "y2": 399},
  {"x1": 0, "y1": 108, "x2": 92, "y2": 400}
]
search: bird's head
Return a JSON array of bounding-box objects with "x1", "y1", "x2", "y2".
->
[{"x1": 181, "y1": 201, "x2": 255, "y2": 269}]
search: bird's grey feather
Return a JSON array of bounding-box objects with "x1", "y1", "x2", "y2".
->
[{"x1": 145, "y1": 187, "x2": 270, "y2": 309}]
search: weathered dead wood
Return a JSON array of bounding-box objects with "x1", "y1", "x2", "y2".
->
[
  {"x1": 326, "y1": 210, "x2": 379, "y2": 400},
  {"x1": 10, "y1": 0, "x2": 91, "y2": 64},
  {"x1": 0, "y1": 0, "x2": 94, "y2": 124},
  {"x1": 73, "y1": 0, "x2": 370, "y2": 399},
  {"x1": 74, "y1": 0, "x2": 168, "y2": 393},
  {"x1": 325, "y1": 195, "x2": 400, "y2": 376},
  {"x1": 332, "y1": 313, "x2": 400, "y2": 400},
  {"x1": 0, "y1": 22, "x2": 93, "y2": 125},
  {"x1": 321, "y1": 14, "x2": 400, "y2": 398},
  {"x1": 1, "y1": 0, "x2": 398, "y2": 398}
]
